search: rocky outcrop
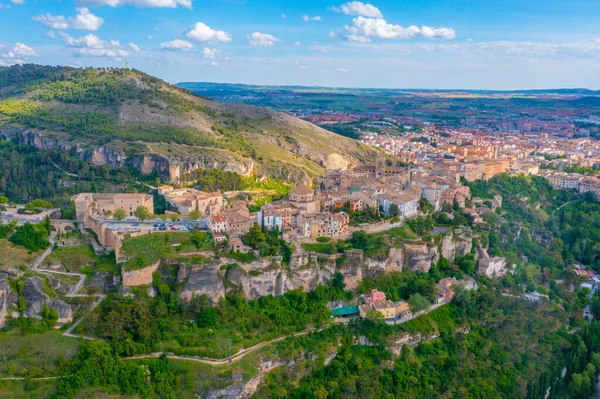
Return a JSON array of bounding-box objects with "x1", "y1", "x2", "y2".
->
[
  {"x1": 175, "y1": 230, "x2": 478, "y2": 303},
  {"x1": 22, "y1": 277, "x2": 50, "y2": 318},
  {"x1": 51, "y1": 299, "x2": 73, "y2": 324},
  {"x1": 176, "y1": 264, "x2": 190, "y2": 284},
  {"x1": 403, "y1": 243, "x2": 439, "y2": 272},
  {"x1": 180, "y1": 265, "x2": 225, "y2": 303},
  {"x1": 90, "y1": 272, "x2": 121, "y2": 292},
  {"x1": 20, "y1": 276, "x2": 73, "y2": 324},
  {"x1": 121, "y1": 261, "x2": 160, "y2": 287},
  {"x1": 0, "y1": 272, "x2": 11, "y2": 327}
]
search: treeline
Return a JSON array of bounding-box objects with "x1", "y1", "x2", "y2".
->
[
  {"x1": 0, "y1": 140, "x2": 154, "y2": 212},
  {"x1": 55, "y1": 343, "x2": 177, "y2": 398}
]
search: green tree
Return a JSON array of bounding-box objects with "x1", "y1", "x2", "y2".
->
[
  {"x1": 243, "y1": 224, "x2": 266, "y2": 249},
  {"x1": 197, "y1": 307, "x2": 218, "y2": 328},
  {"x1": 408, "y1": 293, "x2": 430, "y2": 313},
  {"x1": 113, "y1": 208, "x2": 127, "y2": 221},
  {"x1": 188, "y1": 209, "x2": 201, "y2": 221},
  {"x1": 0, "y1": 196, "x2": 8, "y2": 205},
  {"x1": 134, "y1": 206, "x2": 152, "y2": 222}
]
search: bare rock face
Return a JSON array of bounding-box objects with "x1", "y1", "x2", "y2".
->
[
  {"x1": 440, "y1": 234, "x2": 456, "y2": 262},
  {"x1": 227, "y1": 267, "x2": 283, "y2": 299},
  {"x1": 51, "y1": 299, "x2": 73, "y2": 325},
  {"x1": 22, "y1": 277, "x2": 50, "y2": 318},
  {"x1": 325, "y1": 153, "x2": 349, "y2": 171},
  {"x1": 20, "y1": 276, "x2": 73, "y2": 324},
  {"x1": 0, "y1": 272, "x2": 11, "y2": 327},
  {"x1": 177, "y1": 264, "x2": 190, "y2": 284},
  {"x1": 121, "y1": 261, "x2": 161, "y2": 287},
  {"x1": 180, "y1": 265, "x2": 225, "y2": 304},
  {"x1": 454, "y1": 232, "x2": 473, "y2": 257},
  {"x1": 90, "y1": 272, "x2": 121, "y2": 292},
  {"x1": 403, "y1": 243, "x2": 439, "y2": 273}
]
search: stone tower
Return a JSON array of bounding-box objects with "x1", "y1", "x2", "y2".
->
[
  {"x1": 375, "y1": 157, "x2": 386, "y2": 179},
  {"x1": 314, "y1": 178, "x2": 322, "y2": 213}
]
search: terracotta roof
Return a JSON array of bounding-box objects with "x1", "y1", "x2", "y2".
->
[{"x1": 290, "y1": 185, "x2": 314, "y2": 196}]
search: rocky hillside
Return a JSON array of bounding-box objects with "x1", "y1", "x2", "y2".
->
[{"x1": 0, "y1": 64, "x2": 374, "y2": 182}]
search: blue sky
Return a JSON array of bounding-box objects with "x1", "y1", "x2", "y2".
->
[{"x1": 1, "y1": 0, "x2": 600, "y2": 89}]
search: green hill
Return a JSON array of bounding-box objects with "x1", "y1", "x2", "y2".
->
[{"x1": 0, "y1": 64, "x2": 374, "y2": 182}]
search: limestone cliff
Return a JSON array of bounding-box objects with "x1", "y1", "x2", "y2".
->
[
  {"x1": 0, "y1": 128, "x2": 254, "y2": 182},
  {"x1": 0, "y1": 272, "x2": 11, "y2": 327},
  {"x1": 177, "y1": 229, "x2": 477, "y2": 302}
]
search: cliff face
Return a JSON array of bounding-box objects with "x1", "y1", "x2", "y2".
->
[
  {"x1": 121, "y1": 261, "x2": 161, "y2": 287},
  {"x1": 0, "y1": 272, "x2": 11, "y2": 327},
  {"x1": 178, "y1": 230, "x2": 476, "y2": 303},
  {"x1": 0, "y1": 128, "x2": 254, "y2": 182}
]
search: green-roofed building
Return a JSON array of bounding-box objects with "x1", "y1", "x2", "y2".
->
[{"x1": 331, "y1": 305, "x2": 359, "y2": 318}]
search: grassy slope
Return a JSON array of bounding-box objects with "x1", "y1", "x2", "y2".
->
[
  {"x1": 0, "y1": 239, "x2": 36, "y2": 269},
  {"x1": 44, "y1": 244, "x2": 118, "y2": 275}
]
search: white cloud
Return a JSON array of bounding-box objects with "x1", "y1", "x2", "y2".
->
[
  {"x1": 1, "y1": 43, "x2": 37, "y2": 58},
  {"x1": 47, "y1": 30, "x2": 56, "y2": 39},
  {"x1": 281, "y1": 13, "x2": 286, "y2": 19},
  {"x1": 61, "y1": 32, "x2": 129, "y2": 57},
  {"x1": 202, "y1": 47, "x2": 220, "y2": 59},
  {"x1": 373, "y1": 39, "x2": 600, "y2": 60},
  {"x1": 33, "y1": 7, "x2": 103, "y2": 31},
  {"x1": 294, "y1": 41, "x2": 301, "y2": 47},
  {"x1": 339, "y1": 68, "x2": 349, "y2": 72},
  {"x1": 71, "y1": 7, "x2": 103, "y2": 30},
  {"x1": 77, "y1": 0, "x2": 192, "y2": 9},
  {"x1": 159, "y1": 39, "x2": 193, "y2": 51},
  {"x1": 330, "y1": 31, "x2": 371, "y2": 43},
  {"x1": 10, "y1": 0, "x2": 25, "y2": 4},
  {"x1": 246, "y1": 32, "x2": 280, "y2": 47},
  {"x1": 128, "y1": 42, "x2": 141, "y2": 52},
  {"x1": 32, "y1": 14, "x2": 68, "y2": 30},
  {"x1": 333, "y1": 1, "x2": 382, "y2": 18},
  {"x1": 186, "y1": 22, "x2": 232, "y2": 43},
  {"x1": 303, "y1": 14, "x2": 321, "y2": 22},
  {"x1": 309, "y1": 45, "x2": 338, "y2": 53},
  {"x1": 147, "y1": 35, "x2": 153, "y2": 40},
  {"x1": 345, "y1": 16, "x2": 455, "y2": 41}
]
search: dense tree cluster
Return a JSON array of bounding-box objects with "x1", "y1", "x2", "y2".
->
[
  {"x1": 8, "y1": 220, "x2": 50, "y2": 252},
  {"x1": 55, "y1": 342, "x2": 176, "y2": 398}
]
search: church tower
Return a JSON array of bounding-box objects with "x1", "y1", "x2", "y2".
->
[
  {"x1": 314, "y1": 179, "x2": 322, "y2": 213},
  {"x1": 375, "y1": 157, "x2": 386, "y2": 179}
]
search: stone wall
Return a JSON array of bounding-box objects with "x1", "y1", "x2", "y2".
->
[{"x1": 121, "y1": 260, "x2": 161, "y2": 286}]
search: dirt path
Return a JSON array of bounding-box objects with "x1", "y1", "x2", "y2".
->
[
  {"x1": 122, "y1": 328, "x2": 323, "y2": 366},
  {"x1": 552, "y1": 199, "x2": 582, "y2": 215},
  {"x1": 28, "y1": 234, "x2": 106, "y2": 340},
  {"x1": 0, "y1": 376, "x2": 61, "y2": 381}
]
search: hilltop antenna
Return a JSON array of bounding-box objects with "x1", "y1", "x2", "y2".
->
[{"x1": 125, "y1": 58, "x2": 129, "y2": 70}]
